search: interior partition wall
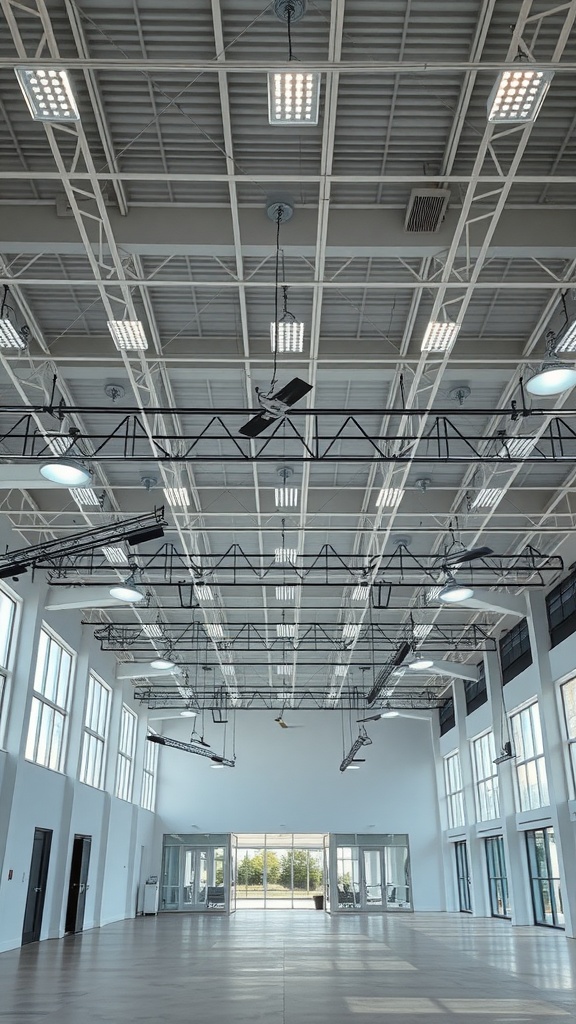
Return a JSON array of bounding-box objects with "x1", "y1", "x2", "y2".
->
[
  {"x1": 327, "y1": 834, "x2": 411, "y2": 913},
  {"x1": 160, "y1": 834, "x2": 230, "y2": 912}
]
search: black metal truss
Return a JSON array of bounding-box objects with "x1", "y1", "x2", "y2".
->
[
  {"x1": 2, "y1": 407, "x2": 576, "y2": 463},
  {"x1": 41, "y1": 542, "x2": 562, "y2": 589},
  {"x1": 93, "y1": 620, "x2": 496, "y2": 653},
  {"x1": 0, "y1": 508, "x2": 166, "y2": 575},
  {"x1": 133, "y1": 685, "x2": 447, "y2": 712}
]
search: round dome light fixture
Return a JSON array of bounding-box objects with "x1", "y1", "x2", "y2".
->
[
  {"x1": 180, "y1": 710, "x2": 197, "y2": 718},
  {"x1": 150, "y1": 658, "x2": 175, "y2": 670},
  {"x1": 109, "y1": 582, "x2": 145, "y2": 603},
  {"x1": 408, "y1": 658, "x2": 434, "y2": 670},
  {"x1": 525, "y1": 359, "x2": 576, "y2": 397},
  {"x1": 438, "y1": 580, "x2": 474, "y2": 604},
  {"x1": 40, "y1": 457, "x2": 91, "y2": 487}
]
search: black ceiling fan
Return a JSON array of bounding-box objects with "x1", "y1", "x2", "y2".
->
[
  {"x1": 440, "y1": 545, "x2": 494, "y2": 567},
  {"x1": 239, "y1": 377, "x2": 313, "y2": 438}
]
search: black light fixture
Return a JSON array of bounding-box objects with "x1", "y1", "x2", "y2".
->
[
  {"x1": 126, "y1": 524, "x2": 165, "y2": 546},
  {"x1": 0, "y1": 562, "x2": 28, "y2": 580}
]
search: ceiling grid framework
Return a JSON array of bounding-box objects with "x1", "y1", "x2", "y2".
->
[{"x1": 0, "y1": 0, "x2": 575, "y2": 714}]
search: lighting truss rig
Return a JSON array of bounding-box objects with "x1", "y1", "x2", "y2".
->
[
  {"x1": 46, "y1": 543, "x2": 563, "y2": 589},
  {"x1": 93, "y1": 620, "x2": 497, "y2": 654},
  {"x1": 2, "y1": 406, "x2": 576, "y2": 463},
  {"x1": 134, "y1": 685, "x2": 447, "y2": 713}
]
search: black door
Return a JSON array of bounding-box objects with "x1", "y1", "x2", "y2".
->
[
  {"x1": 65, "y1": 835, "x2": 92, "y2": 933},
  {"x1": 22, "y1": 828, "x2": 52, "y2": 945}
]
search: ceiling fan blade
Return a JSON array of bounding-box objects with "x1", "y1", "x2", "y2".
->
[
  {"x1": 273, "y1": 377, "x2": 313, "y2": 407},
  {"x1": 444, "y1": 545, "x2": 493, "y2": 565},
  {"x1": 357, "y1": 714, "x2": 382, "y2": 723},
  {"x1": 239, "y1": 413, "x2": 273, "y2": 438}
]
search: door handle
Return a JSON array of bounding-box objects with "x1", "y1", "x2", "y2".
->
[{"x1": 33, "y1": 887, "x2": 42, "y2": 892}]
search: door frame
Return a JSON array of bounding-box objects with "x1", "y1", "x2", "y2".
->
[{"x1": 22, "y1": 827, "x2": 53, "y2": 945}]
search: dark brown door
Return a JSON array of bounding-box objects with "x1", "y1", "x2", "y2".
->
[
  {"x1": 22, "y1": 828, "x2": 52, "y2": 945},
  {"x1": 65, "y1": 835, "x2": 92, "y2": 933}
]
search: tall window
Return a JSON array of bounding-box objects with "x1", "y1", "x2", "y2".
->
[
  {"x1": 79, "y1": 674, "x2": 111, "y2": 789},
  {"x1": 472, "y1": 731, "x2": 500, "y2": 821},
  {"x1": 141, "y1": 731, "x2": 159, "y2": 811},
  {"x1": 115, "y1": 704, "x2": 137, "y2": 801},
  {"x1": 0, "y1": 588, "x2": 17, "y2": 735},
  {"x1": 526, "y1": 827, "x2": 564, "y2": 929},
  {"x1": 510, "y1": 702, "x2": 549, "y2": 811},
  {"x1": 25, "y1": 627, "x2": 74, "y2": 771},
  {"x1": 560, "y1": 678, "x2": 576, "y2": 792},
  {"x1": 444, "y1": 752, "x2": 465, "y2": 828}
]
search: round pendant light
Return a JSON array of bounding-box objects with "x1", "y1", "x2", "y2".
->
[
  {"x1": 526, "y1": 359, "x2": 576, "y2": 397},
  {"x1": 40, "y1": 457, "x2": 91, "y2": 487},
  {"x1": 408, "y1": 658, "x2": 434, "y2": 670},
  {"x1": 438, "y1": 580, "x2": 474, "y2": 603},
  {"x1": 150, "y1": 658, "x2": 175, "y2": 670},
  {"x1": 109, "y1": 582, "x2": 145, "y2": 603}
]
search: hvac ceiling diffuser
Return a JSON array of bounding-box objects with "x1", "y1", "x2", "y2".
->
[{"x1": 405, "y1": 189, "x2": 451, "y2": 233}]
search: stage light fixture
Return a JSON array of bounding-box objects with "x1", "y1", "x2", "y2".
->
[{"x1": 126, "y1": 524, "x2": 164, "y2": 546}]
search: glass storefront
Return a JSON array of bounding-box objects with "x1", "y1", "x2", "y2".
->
[
  {"x1": 329, "y1": 834, "x2": 411, "y2": 912},
  {"x1": 161, "y1": 834, "x2": 230, "y2": 912},
  {"x1": 233, "y1": 833, "x2": 324, "y2": 909}
]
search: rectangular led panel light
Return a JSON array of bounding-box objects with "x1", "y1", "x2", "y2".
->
[
  {"x1": 275, "y1": 585, "x2": 298, "y2": 601},
  {"x1": 555, "y1": 321, "x2": 576, "y2": 353},
  {"x1": 143, "y1": 624, "x2": 163, "y2": 638},
  {"x1": 352, "y1": 584, "x2": 370, "y2": 600},
  {"x1": 221, "y1": 664, "x2": 236, "y2": 676},
  {"x1": 275, "y1": 547, "x2": 299, "y2": 564},
  {"x1": 497, "y1": 436, "x2": 536, "y2": 459},
  {"x1": 0, "y1": 317, "x2": 25, "y2": 349},
  {"x1": 487, "y1": 67, "x2": 553, "y2": 124},
  {"x1": 107, "y1": 320, "x2": 148, "y2": 351},
  {"x1": 342, "y1": 623, "x2": 360, "y2": 640},
  {"x1": 471, "y1": 487, "x2": 505, "y2": 509},
  {"x1": 15, "y1": 67, "x2": 80, "y2": 121},
  {"x1": 375, "y1": 487, "x2": 404, "y2": 508},
  {"x1": 276, "y1": 623, "x2": 296, "y2": 638},
  {"x1": 101, "y1": 545, "x2": 128, "y2": 565},
  {"x1": 427, "y1": 586, "x2": 442, "y2": 602},
  {"x1": 205, "y1": 623, "x2": 224, "y2": 639},
  {"x1": 270, "y1": 321, "x2": 305, "y2": 353},
  {"x1": 421, "y1": 320, "x2": 460, "y2": 352},
  {"x1": 334, "y1": 665, "x2": 349, "y2": 677},
  {"x1": 163, "y1": 486, "x2": 190, "y2": 507},
  {"x1": 268, "y1": 71, "x2": 321, "y2": 125},
  {"x1": 275, "y1": 486, "x2": 299, "y2": 508},
  {"x1": 195, "y1": 584, "x2": 213, "y2": 601},
  {"x1": 43, "y1": 433, "x2": 73, "y2": 457},
  {"x1": 413, "y1": 623, "x2": 433, "y2": 640},
  {"x1": 71, "y1": 487, "x2": 100, "y2": 507},
  {"x1": 277, "y1": 664, "x2": 292, "y2": 675}
]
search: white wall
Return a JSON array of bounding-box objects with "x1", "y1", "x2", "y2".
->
[
  {"x1": 155, "y1": 711, "x2": 445, "y2": 911},
  {"x1": 0, "y1": 516, "x2": 157, "y2": 953}
]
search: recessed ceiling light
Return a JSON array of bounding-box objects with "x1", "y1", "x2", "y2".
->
[
  {"x1": 109, "y1": 582, "x2": 146, "y2": 603},
  {"x1": 487, "y1": 66, "x2": 553, "y2": 124},
  {"x1": 375, "y1": 487, "x2": 404, "y2": 508},
  {"x1": 15, "y1": 67, "x2": 80, "y2": 121},
  {"x1": 421, "y1": 320, "x2": 460, "y2": 352},
  {"x1": 268, "y1": 71, "x2": 321, "y2": 125},
  {"x1": 102, "y1": 546, "x2": 129, "y2": 565},
  {"x1": 0, "y1": 317, "x2": 26, "y2": 349},
  {"x1": 40, "y1": 458, "x2": 92, "y2": 487},
  {"x1": 271, "y1": 320, "x2": 305, "y2": 352},
  {"x1": 275, "y1": 584, "x2": 298, "y2": 601},
  {"x1": 71, "y1": 487, "x2": 100, "y2": 507},
  {"x1": 277, "y1": 664, "x2": 292, "y2": 675},
  {"x1": 150, "y1": 658, "x2": 175, "y2": 670},
  {"x1": 163, "y1": 486, "x2": 190, "y2": 507},
  {"x1": 107, "y1": 320, "x2": 148, "y2": 351},
  {"x1": 471, "y1": 488, "x2": 505, "y2": 509}
]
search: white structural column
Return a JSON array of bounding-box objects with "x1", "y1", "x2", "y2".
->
[
  {"x1": 524, "y1": 591, "x2": 576, "y2": 938},
  {"x1": 483, "y1": 648, "x2": 532, "y2": 927}
]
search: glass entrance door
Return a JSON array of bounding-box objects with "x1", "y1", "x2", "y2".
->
[
  {"x1": 161, "y1": 834, "x2": 229, "y2": 911},
  {"x1": 363, "y1": 849, "x2": 383, "y2": 907},
  {"x1": 331, "y1": 835, "x2": 412, "y2": 912},
  {"x1": 485, "y1": 836, "x2": 511, "y2": 918},
  {"x1": 526, "y1": 827, "x2": 564, "y2": 928},
  {"x1": 183, "y1": 848, "x2": 209, "y2": 908},
  {"x1": 455, "y1": 841, "x2": 472, "y2": 912}
]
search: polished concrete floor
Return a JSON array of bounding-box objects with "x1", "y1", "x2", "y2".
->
[{"x1": 1, "y1": 911, "x2": 576, "y2": 1023}]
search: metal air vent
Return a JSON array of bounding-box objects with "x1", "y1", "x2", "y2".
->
[{"x1": 405, "y1": 189, "x2": 451, "y2": 232}]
